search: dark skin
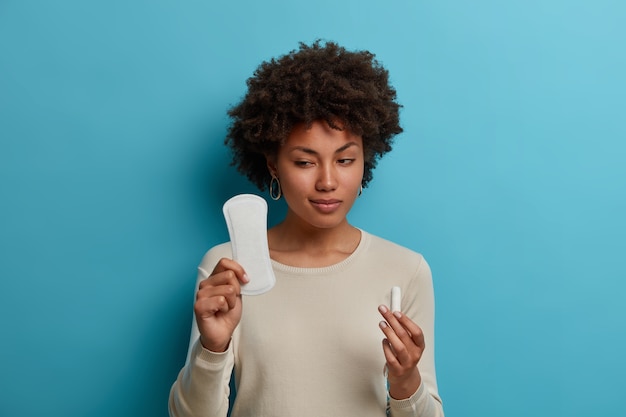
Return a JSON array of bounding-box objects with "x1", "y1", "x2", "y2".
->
[
  {"x1": 194, "y1": 121, "x2": 426, "y2": 399},
  {"x1": 194, "y1": 258, "x2": 246, "y2": 353}
]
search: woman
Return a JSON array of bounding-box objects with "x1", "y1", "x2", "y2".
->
[{"x1": 169, "y1": 41, "x2": 444, "y2": 417}]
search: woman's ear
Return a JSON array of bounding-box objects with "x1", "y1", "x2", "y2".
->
[{"x1": 266, "y1": 156, "x2": 278, "y2": 178}]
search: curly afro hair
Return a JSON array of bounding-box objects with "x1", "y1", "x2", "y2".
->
[{"x1": 225, "y1": 40, "x2": 403, "y2": 190}]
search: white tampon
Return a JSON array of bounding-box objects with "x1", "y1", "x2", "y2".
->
[
  {"x1": 390, "y1": 286, "x2": 401, "y2": 312},
  {"x1": 222, "y1": 194, "x2": 275, "y2": 295}
]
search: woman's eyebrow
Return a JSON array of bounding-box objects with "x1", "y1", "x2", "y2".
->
[
  {"x1": 289, "y1": 142, "x2": 360, "y2": 155},
  {"x1": 334, "y1": 142, "x2": 360, "y2": 153},
  {"x1": 289, "y1": 146, "x2": 318, "y2": 155}
]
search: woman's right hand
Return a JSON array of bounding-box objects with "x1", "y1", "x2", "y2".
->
[{"x1": 194, "y1": 258, "x2": 248, "y2": 352}]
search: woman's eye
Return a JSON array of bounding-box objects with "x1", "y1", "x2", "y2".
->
[
  {"x1": 295, "y1": 160, "x2": 313, "y2": 167},
  {"x1": 338, "y1": 158, "x2": 355, "y2": 165}
]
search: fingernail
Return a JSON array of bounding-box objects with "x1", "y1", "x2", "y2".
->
[
  {"x1": 242, "y1": 273, "x2": 250, "y2": 283},
  {"x1": 379, "y1": 321, "x2": 388, "y2": 329},
  {"x1": 378, "y1": 305, "x2": 388, "y2": 314},
  {"x1": 393, "y1": 311, "x2": 402, "y2": 319}
]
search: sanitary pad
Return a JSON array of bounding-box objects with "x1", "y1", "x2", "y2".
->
[{"x1": 222, "y1": 194, "x2": 276, "y2": 295}]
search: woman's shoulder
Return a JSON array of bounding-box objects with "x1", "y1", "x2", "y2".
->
[
  {"x1": 361, "y1": 231, "x2": 433, "y2": 292},
  {"x1": 361, "y1": 230, "x2": 428, "y2": 270},
  {"x1": 363, "y1": 230, "x2": 424, "y2": 258},
  {"x1": 198, "y1": 242, "x2": 232, "y2": 269}
]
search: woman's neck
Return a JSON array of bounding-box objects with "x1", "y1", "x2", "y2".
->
[{"x1": 267, "y1": 214, "x2": 361, "y2": 268}]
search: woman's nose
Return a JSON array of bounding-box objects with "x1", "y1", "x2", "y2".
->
[{"x1": 315, "y1": 165, "x2": 338, "y2": 191}]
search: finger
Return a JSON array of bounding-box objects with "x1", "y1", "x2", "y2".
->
[
  {"x1": 378, "y1": 305, "x2": 413, "y2": 345},
  {"x1": 194, "y1": 295, "x2": 231, "y2": 317},
  {"x1": 212, "y1": 258, "x2": 249, "y2": 284},
  {"x1": 382, "y1": 338, "x2": 401, "y2": 368},
  {"x1": 198, "y1": 284, "x2": 240, "y2": 309},
  {"x1": 379, "y1": 320, "x2": 412, "y2": 365},
  {"x1": 393, "y1": 311, "x2": 425, "y2": 350},
  {"x1": 199, "y1": 269, "x2": 242, "y2": 292},
  {"x1": 378, "y1": 306, "x2": 424, "y2": 367},
  {"x1": 378, "y1": 305, "x2": 423, "y2": 347}
]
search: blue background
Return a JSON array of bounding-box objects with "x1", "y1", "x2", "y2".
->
[{"x1": 1, "y1": 1, "x2": 624, "y2": 416}]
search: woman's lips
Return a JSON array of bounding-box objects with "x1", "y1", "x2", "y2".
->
[{"x1": 310, "y1": 199, "x2": 342, "y2": 213}]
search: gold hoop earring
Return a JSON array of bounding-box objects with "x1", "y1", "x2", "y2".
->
[{"x1": 269, "y1": 176, "x2": 282, "y2": 200}]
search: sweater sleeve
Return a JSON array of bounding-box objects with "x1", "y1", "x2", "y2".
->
[
  {"x1": 169, "y1": 244, "x2": 235, "y2": 417},
  {"x1": 389, "y1": 256, "x2": 444, "y2": 417},
  {"x1": 168, "y1": 339, "x2": 234, "y2": 417},
  {"x1": 389, "y1": 382, "x2": 444, "y2": 417}
]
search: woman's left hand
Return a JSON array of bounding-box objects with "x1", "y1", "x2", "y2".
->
[{"x1": 378, "y1": 304, "x2": 424, "y2": 400}]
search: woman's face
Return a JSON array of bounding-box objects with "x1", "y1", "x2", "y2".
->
[{"x1": 268, "y1": 120, "x2": 364, "y2": 230}]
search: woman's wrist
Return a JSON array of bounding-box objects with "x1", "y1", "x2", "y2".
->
[
  {"x1": 200, "y1": 335, "x2": 230, "y2": 353},
  {"x1": 388, "y1": 368, "x2": 422, "y2": 400}
]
